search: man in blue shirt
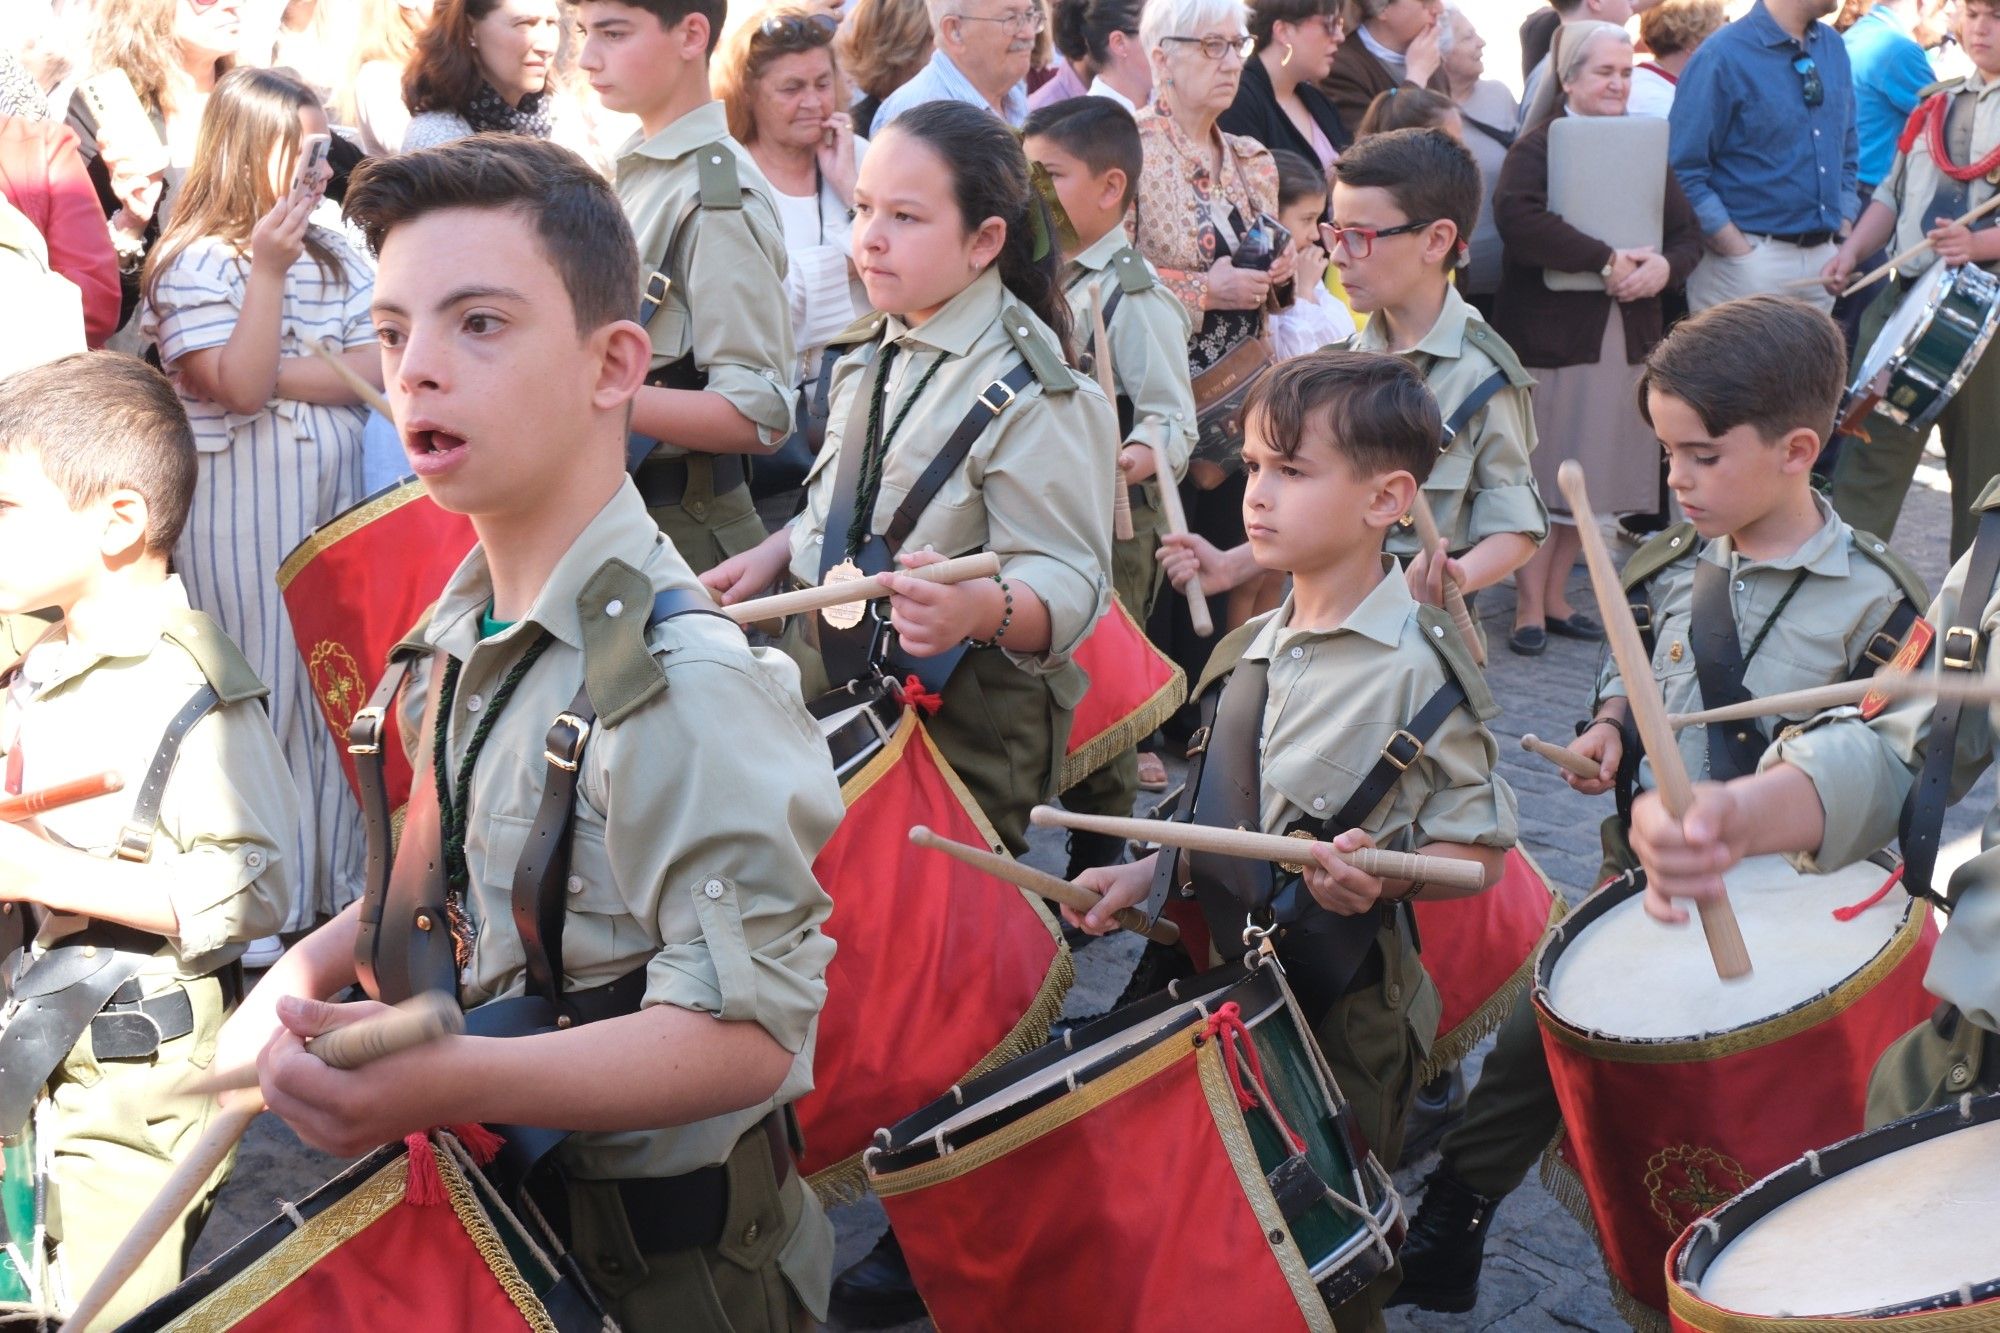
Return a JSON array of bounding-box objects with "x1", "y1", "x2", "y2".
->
[
  {"x1": 1669, "y1": 0, "x2": 1859, "y2": 312},
  {"x1": 1846, "y1": 0, "x2": 1948, "y2": 192},
  {"x1": 871, "y1": 0, "x2": 1037, "y2": 129}
]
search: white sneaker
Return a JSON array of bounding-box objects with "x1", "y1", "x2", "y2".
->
[{"x1": 241, "y1": 935, "x2": 285, "y2": 969}]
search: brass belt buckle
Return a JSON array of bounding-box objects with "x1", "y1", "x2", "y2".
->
[
  {"x1": 347, "y1": 705, "x2": 385, "y2": 756},
  {"x1": 544, "y1": 712, "x2": 592, "y2": 772},
  {"x1": 1943, "y1": 625, "x2": 1981, "y2": 671},
  {"x1": 1383, "y1": 728, "x2": 1424, "y2": 772}
]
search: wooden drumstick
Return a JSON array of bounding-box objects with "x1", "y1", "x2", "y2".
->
[
  {"x1": 1839, "y1": 192, "x2": 2000, "y2": 297},
  {"x1": 1410, "y1": 495, "x2": 1485, "y2": 666},
  {"x1": 1521, "y1": 733, "x2": 1600, "y2": 779},
  {"x1": 1028, "y1": 806, "x2": 1489, "y2": 894},
  {"x1": 1667, "y1": 672, "x2": 2000, "y2": 730},
  {"x1": 1091, "y1": 288, "x2": 1135, "y2": 543},
  {"x1": 71, "y1": 993, "x2": 464, "y2": 1331},
  {"x1": 0, "y1": 771, "x2": 122, "y2": 822},
  {"x1": 308, "y1": 337, "x2": 393, "y2": 420},
  {"x1": 1558, "y1": 461, "x2": 1751, "y2": 979},
  {"x1": 179, "y1": 989, "x2": 466, "y2": 1095},
  {"x1": 1151, "y1": 463, "x2": 1214, "y2": 637},
  {"x1": 721, "y1": 551, "x2": 1001, "y2": 624},
  {"x1": 908, "y1": 825, "x2": 1179, "y2": 945}
]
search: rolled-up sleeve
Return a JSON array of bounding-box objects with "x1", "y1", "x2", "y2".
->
[
  {"x1": 1111, "y1": 286, "x2": 1197, "y2": 480},
  {"x1": 981, "y1": 384, "x2": 1115, "y2": 662},
  {"x1": 156, "y1": 705, "x2": 298, "y2": 959},
  {"x1": 1465, "y1": 387, "x2": 1550, "y2": 545},
  {"x1": 685, "y1": 204, "x2": 800, "y2": 448},
  {"x1": 613, "y1": 649, "x2": 840, "y2": 1054},
  {"x1": 1412, "y1": 718, "x2": 1520, "y2": 853}
]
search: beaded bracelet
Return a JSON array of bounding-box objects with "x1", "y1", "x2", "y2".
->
[{"x1": 964, "y1": 575, "x2": 1013, "y2": 649}]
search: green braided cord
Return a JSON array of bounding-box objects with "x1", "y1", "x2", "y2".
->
[
  {"x1": 845, "y1": 347, "x2": 952, "y2": 558},
  {"x1": 432, "y1": 631, "x2": 556, "y2": 896}
]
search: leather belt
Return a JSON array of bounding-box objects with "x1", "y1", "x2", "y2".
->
[
  {"x1": 1749, "y1": 229, "x2": 1836, "y2": 248},
  {"x1": 634, "y1": 454, "x2": 748, "y2": 508},
  {"x1": 90, "y1": 978, "x2": 196, "y2": 1058}
]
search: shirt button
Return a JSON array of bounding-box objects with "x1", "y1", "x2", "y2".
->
[
  {"x1": 1311, "y1": 796, "x2": 1327, "y2": 811},
  {"x1": 567, "y1": 875, "x2": 584, "y2": 895},
  {"x1": 604, "y1": 598, "x2": 624, "y2": 618},
  {"x1": 1386, "y1": 983, "x2": 1402, "y2": 1006},
  {"x1": 465, "y1": 693, "x2": 483, "y2": 713},
  {"x1": 1734, "y1": 580, "x2": 1746, "y2": 592},
  {"x1": 1950, "y1": 1060, "x2": 1971, "y2": 1088},
  {"x1": 703, "y1": 879, "x2": 726, "y2": 900},
  {"x1": 246, "y1": 850, "x2": 264, "y2": 869},
  {"x1": 1290, "y1": 646, "x2": 1304, "y2": 660}
]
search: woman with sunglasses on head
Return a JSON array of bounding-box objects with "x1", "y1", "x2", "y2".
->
[
  {"x1": 1494, "y1": 21, "x2": 1699, "y2": 654},
  {"x1": 1220, "y1": 0, "x2": 1350, "y2": 170}
]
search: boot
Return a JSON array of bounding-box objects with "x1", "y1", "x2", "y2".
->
[
  {"x1": 1387, "y1": 1163, "x2": 1502, "y2": 1313},
  {"x1": 1064, "y1": 829, "x2": 1127, "y2": 879},
  {"x1": 829, "y1": 1228, "x2": 927, "y2": 1328}
]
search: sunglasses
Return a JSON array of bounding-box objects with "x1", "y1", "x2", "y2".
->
[
  {"x1": 758, "y1": 12, "x2": 839, "y2": 46},
  {"x1": 1792, "y1": 52, "x2": 1823, "y2": 109},
  {"x1": 1321, "y1": 217, "x2": 1435, "y2": 260}
]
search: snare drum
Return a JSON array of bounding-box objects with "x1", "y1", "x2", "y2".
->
[
  {"x1": 1840, "y1": 262, "x2": 2000, "y2": 434},
  {"x1": 1667, "y1": 1092, "x2": 2000, "y2": 1329},
  {"x1": 815, "y1": 689, "x2": 899, "y2": 784},
  {"x1": 1, "y1": 1129, "x2": 42, "y2": 1309},
  {"x1": 1411, "y1": 848, "x2": 1565, "y2": 1079},
  {"x1": 1534, "y1": 856, "x2": 1938, "y2": 1322},
  {"x1": 867, "y1": 957, "x2": 1402, "y2": 1332}
]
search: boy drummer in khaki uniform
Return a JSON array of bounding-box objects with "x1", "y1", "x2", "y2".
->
[
  {"x1": 1081, "y1": 351, "x2": 1517, "y2": 1333},
  {"x1": 1393, "y1": 297, "x2": 1931, "y2": 1316},
  {"x1": 0, "y1": 353, "x2": 298, "y2": 1322},
  {"x1": 215, "y1": 138, "x2": 844, "y2": 1328},
  {"x1": 1825, "y1": 0, "x2": 2000, "y2": 559},
  {"x1": 578, "y1": 0, "x2": 799, "y2": 574}
]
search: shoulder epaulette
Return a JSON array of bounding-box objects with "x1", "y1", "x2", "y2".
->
[
  {"x1": 160, "y1": 609, "x2": 267, "y2": 706},
  {"x1": 828, "y1": 311, "x2": 887, "y2": 348},
  {"x1": 1461, "y1": 319, "x2": 1534, "y2": 389},
  {"x1": 1001, "y1": 304, "x2": 1077, "y2": 392},
  {"x1": 576, "y1": 559, "x2": 670, "y2": 728},
  {"x1": 1917, "y1": 77, "x2": 1964, "y2": 99},
  {"x1": 1192, "y1": 617, "x2": 1267, "y2": 700},
  {"x1": 1849, "y1": 529, "x2": 1931, "y2": 608},
  {"x1": 1414, "y1": 604, "x2": 1499, "y2": 722},
  {"x1": 694, "y1": 142, "x2": 743, "y2": 210},
  {"x1": 1620, "y1": 521, "x2": 1700, "y2": 592},
  {"x1": 1109, "y1": 246, "x2": 1155, "y2": 296},
  {"x1": 388, "y1": 603, "x2": 438, "y2": 664}
]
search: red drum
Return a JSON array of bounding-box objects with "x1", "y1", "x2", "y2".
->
[
  {"x1": 1057, "y1": 595, "x2": 1185, "y2": 793},
  {"x1": 124, "y1": 1131, "x2": 602, "y2": 1331},
  {"x1": 1534, "y1": 856, "x2": 1938, "y2": 1326},
  {"x1": 278, "y1": 480, "x2": 475, "y2": 810},
  {"x1": 1667, "y1": 1092, "x2": 2000, "y2": 1330},
  {"x1": 1412, "y1": 847, "x2": 1564, "y2": 1079},
  {"x1": 800, "y1": 708, "x2": 1071, "y2": 1200},
  {"x1": 867, "y1": 956, "x2": 1402, "y2": 1332}
]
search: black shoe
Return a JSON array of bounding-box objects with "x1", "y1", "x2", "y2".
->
[
  {"x1": 829, "y1": 1229, "x2": 927, "y2": 1328},
  {"x1": 1507, "y1": 624, "x2": 1547, "y2": 656},
  {"x1": 1064, "y1": 829, "x2": 1127, "y2": 879},
  {"x1": 1401, "y1": 1066, "x2": 1467, "y2": 1160},
  {"x1": 1387, "y1": 1163, "x2": 1503, "y2": 1313}
]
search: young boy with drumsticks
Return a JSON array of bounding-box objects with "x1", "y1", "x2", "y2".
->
[
  {"x1": 0, "y1": 351, "x2": 298, "y2": 1322},
  {"x1": 1823, "y1": 0, "x2": 2000, "y2": 559},
  {"x1": 1392, "y1": 295, "x2": 1932, "y2": 1315},
  {"x1": 1069, "y1": 349, "x2": 1515, "y2": 1333}
]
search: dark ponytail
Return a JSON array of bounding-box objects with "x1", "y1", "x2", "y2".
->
[
  {"x1": 1078, "y1": 0, "x2": 1143, "y2": 65},
  {"x1": 892, "y1": 101, "x2": 1076, "y2": 363}
]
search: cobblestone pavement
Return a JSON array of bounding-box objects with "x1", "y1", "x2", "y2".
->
[{"x1": 193, "y1": 471, "x2": 1989, "y2": 1331}]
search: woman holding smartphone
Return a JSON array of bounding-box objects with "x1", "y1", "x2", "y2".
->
[{"x1": 141, "y1": 67, "x2": 382, "y2": 939}]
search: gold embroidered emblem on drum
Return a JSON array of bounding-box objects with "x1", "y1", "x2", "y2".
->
[
  {"x1": 1644, "y1": 1144, "x2": 1751, "y2": 1234},
  {"x1": 308, "y1": 640, "x2": 367, "y2": 742}
]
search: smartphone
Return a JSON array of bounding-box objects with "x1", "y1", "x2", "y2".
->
[
  {"x1": 78, "y1": 71, "x2": 169, "y2": 178},
  {"x1": 292, "y1": 132, "x2": 332, "y2": 202}
]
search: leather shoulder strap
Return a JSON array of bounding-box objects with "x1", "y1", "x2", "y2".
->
[
  {"x1": 881, "y1": 361, "x2": 1036, "y2": 552},
  {"x1": 1621, "y1": 522, "x2": 1699, "y2": 657},
  {"x1": 1440, "y1": 369, "x2": 1512, "y2": 449},
  {"x1": 1688, "y1": 557, "x2": 1766, "y2": 781},
  {"x1": 109, "y1": 684, "x2": 221, "y2": 865}
]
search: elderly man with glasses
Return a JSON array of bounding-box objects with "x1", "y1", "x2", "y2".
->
[
  {"x1": 1669, "y1": 0, "x2": 1858, "y2": 312},
  {"x1": 870, "y1": 0, "x2": 1043, "y2": 127}
]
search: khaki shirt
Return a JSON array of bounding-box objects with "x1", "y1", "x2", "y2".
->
[
  {"x1": 787, "y1": 267, "x2": 1115, "y2": 665},
  {"x1": 615, "y1": 100, "x2": 798, "y2": 453},
  {"x1": 411, "y1": 483, "x2": 841, "y2": 1178},
  {"x1": 1767, "y1": 506, "x2": 2000, "y2": 1033},
  {"x1": 1240, "y1": 567, "x2": 1518, "y2": 851},
  {"x1": 1344, "y1": 286, "x2": 1548, "y2": 557},
  {"x1": 1061, "y1": 228, "x2": 1196, "y2": 481},
  {"x1": 1598, "y1": 499, "x2": 1920, "y2": 784},
  {"x1": 1878, "y1": 72, "x2": 2000, "y2": 280},
  {"x1": 3, "y1": 579, "x2": 296, "y2": 981}
]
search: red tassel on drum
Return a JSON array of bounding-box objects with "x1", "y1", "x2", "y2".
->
[
  {"x1": 1201, "y1": 1003, "x2": 1306, "y2": 1154},
  {"x1": 450, "y1": 1121, "x2": 505, "y2": 1165},
  {"x1": 888, "y1": 674, "x2": 944, "y2": 716},
  {"x1": 1833, "y1": 862, "x2": 1904, "y2": 922},
  {"x1": 403, "y1": 1132, "x2": 446, "y2": 1206}
]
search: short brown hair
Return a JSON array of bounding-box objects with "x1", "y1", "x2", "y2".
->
[
  {"x1": 1244, "y1": 349, "x2": 1440, "y2": 482},
  {"x1": 1637, "y1": 296, "x2": 1846, "y2": 445},
  {"x1": 0, "y1": 352, "x2": 196, "y2": 554},
  {"x1": 344, "y1": 135, "x2": 639, "y2": 337},
  {"x1": 838, "y1": 0, "x2": 933, "y2": 98},
  {"x1": 1356, "y1": 85, "x2": 1457, "y2": 138},
  {"x1": 590, "y1": 0, "x2": 729, "y2": 52},
  {"x1": 1332, "y1": 128, "x2": 1480, "y2": 272},
  {"x1": 1638, "y1": 0, "x2": 1725, "y2": 59}
]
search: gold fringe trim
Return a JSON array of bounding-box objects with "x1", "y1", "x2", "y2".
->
[
  {"x1": 1669, "y1": 1279, "x2": 2000, "y2": 1331},
  {"x1": 434, "y1": 1137, "x2": 558, "y2": 1333},
  {"x1": 1418, "y1": 870, "x2": 1569, "y2": 1083},
  {"x1": 1196, "y1": 1037, "x2": 1337, "y2": 1332},
  {"x1": 1056, "y1": 596, "x2": 1187, "y2": 794},
  {"x1": 808, "y1": 718, "x2": 1075, "y2": 1207},
  {"x1": 1537, "y1": 1131, "x2": 1670, "y2": 1333},
  {"x1": 1537, "y1": 887, "x2": 1929, "y2": 1065},
  {"x1": 276, "y1": 479, "x2": 431, "y2": 590}
]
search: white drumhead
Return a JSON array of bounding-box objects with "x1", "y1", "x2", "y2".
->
[
  {"x1": 924, "y1": 979, "x2": 1277, "y2": 1138},
  {"x1": 1546, "y1": 857, "x2": 1905, "y2": 1039},
  {"x1": 1855, "y1": 264, "x2": 1952, "y2": 389},
  {"x1": 1700, "y1": 1118, "x2": 2000, "y2": 1315}
]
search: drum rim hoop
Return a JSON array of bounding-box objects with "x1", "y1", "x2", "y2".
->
[{"x1": 1530, "y1": 872, "x2": 1930, "y2": 1064}]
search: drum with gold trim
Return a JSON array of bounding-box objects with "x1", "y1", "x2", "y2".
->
[
  {"x1": 1057, "y1": 595, "x2": 1185, "y2": 793},
  {"x1": 1534, "y1": 856, "x2": 1939, "y2": 1326},
  {"x1": 1412, "y1": 848, "x2": 1565, "y2": 1079},
  {"x1": 1667, "y1": 1092, "x2": 2000, "y2": 1329}
]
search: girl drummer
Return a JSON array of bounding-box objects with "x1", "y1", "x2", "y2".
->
[{"x1": 703, "y1": 99, "x2": 1115, "y2": 856}]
